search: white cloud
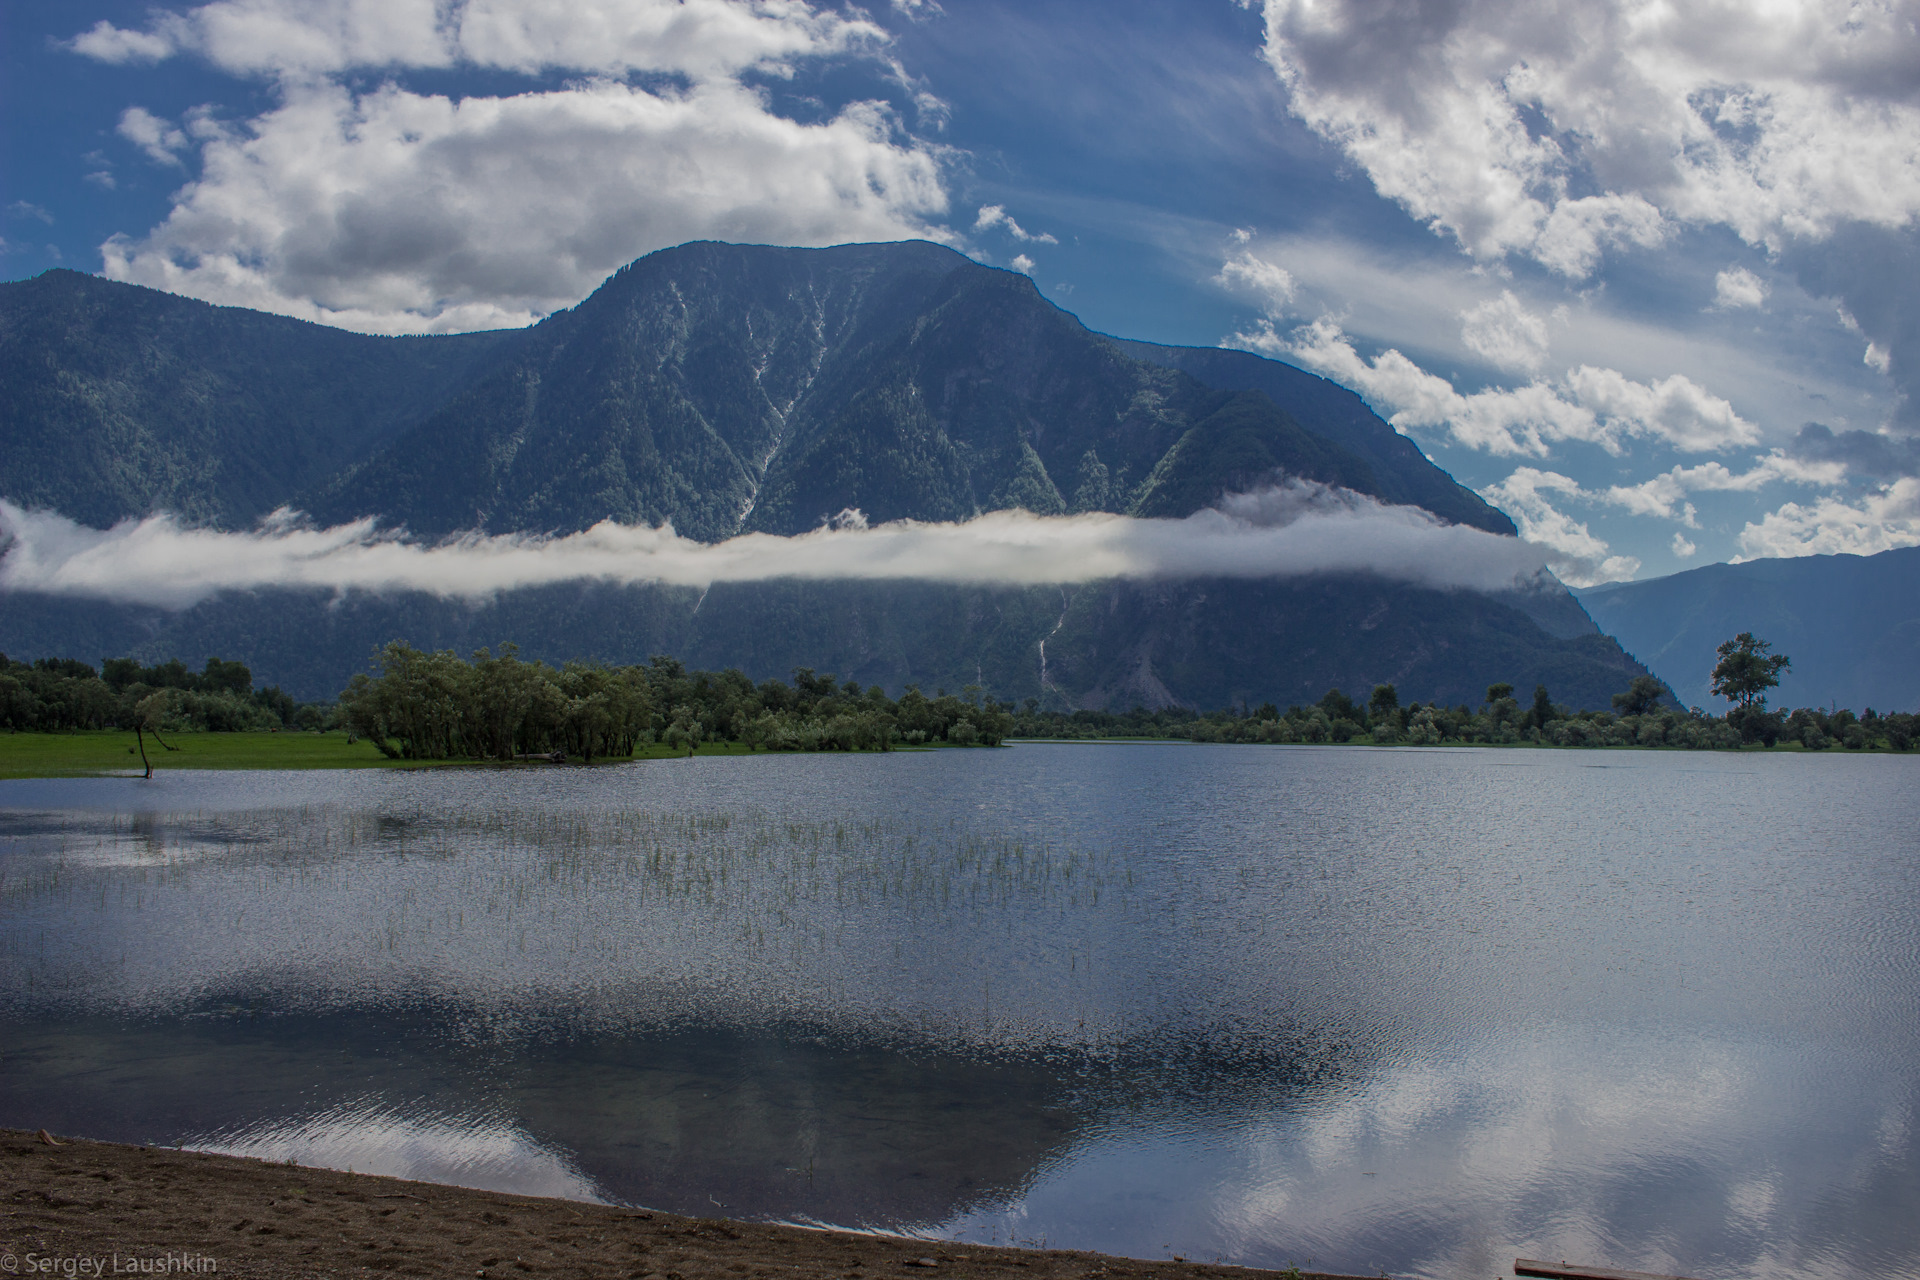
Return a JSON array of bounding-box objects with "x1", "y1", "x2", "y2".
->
[
  {"x1": 99, "y1": 80, "x2": 949, "y2": 334},
  {"x1": 69, "y1": 0, "x2": 947, "y2": 334},
  {"x1": 83, "y1": 171, "x2": 117, "y2": 190},
  {"x1": 1228, "y1": 231, "x2": 1889, "y2": 436},
  {"x1": 1599, "y1": 453, "x2": 1844, "y2": 521},
  {"x1": 1009, "y1": 253, "x2": 1036, "y2": 275},
  {"x1": 1477, "y1": 468, "x2": 1639, "y2": 586},
  {"x1": 68, "y1": 18, "x2": 178, "y2": 64},
  {"x1": 1671, "y1": 531, "x2": 1697, "y2": 558},
  {"x1": 0, "y1": 486, "x2": 1552, "y2": 611},
  {"x1": 1231, "y1": 314, "x2": 1759, "y2": 457},
  {"x1": 1215, "y1": 250, "x2": 1297, "y2": 318},
  {"x1": 1735, "y1": 478, "x2": 1920, "y2": 560},
  {"x1": 973, "y1": 204, "x2": 1057, "y2": 245},
  {"x1": 1713, "y1": 266, "x2": 1769, "y2": 310},
  {"x1": 69, "y1": 0, "x2": 882, "y2": 82},
  {"x1": 1865, "y1": 341, "x2": 1893, "y2": 375},
  {"x1": 1248, "y1": 0, "x2": 1920, "y2": 275},
  {"x1": 1459, "y1": 290, "x2": 1551, "y2": 373},
  {"x1": 117, "y1": 107, "x2": 190, "y2": 167}
]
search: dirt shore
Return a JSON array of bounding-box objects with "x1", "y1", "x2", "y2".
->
[{"x1": 3, "y1": 1131, "x2": 1381, "y2": 1280}]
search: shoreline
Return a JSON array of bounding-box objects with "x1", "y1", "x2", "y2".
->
[{"x1": 3, "y1": 1130, "x2": 1382, "y2": 1280}]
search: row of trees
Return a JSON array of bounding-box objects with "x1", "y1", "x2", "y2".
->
[
  {"x1": 7, "y1": 631, "x2": 1914, "y2": 759},
  {"x1": 1040, "y1": 677, "x2": 1914, "y2": 751},
  {"x1": 0, "y1": 653, "x2": 313, "y2": 735},
  {"x1": 336, "y1": 643, "x2": 1016, "y2": 760}
]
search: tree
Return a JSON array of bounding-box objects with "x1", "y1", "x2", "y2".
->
[
  {"x1": 1612, "y1": 675, "x2": 1667, "y2": 717},
  {"x1": 1529, "y1": 684, "x2": 1554, "y2": 732},
  {"x1": 1485, "y1": 683, "x2": 1514, "y2": 705},
  {"x1": 1711, "y1": 632, "x2": 1790, "y2": 711},
  {"x1": 1369, "y1": 684, "x2": 1399, "y2": 723},
  {"x1": 1319, "y1": 688, "x2": 1360, "y2": 724}
]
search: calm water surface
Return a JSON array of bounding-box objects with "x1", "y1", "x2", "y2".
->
[{"x1": 2, "y1": 745, "x2": 1915, "y2": 1280}]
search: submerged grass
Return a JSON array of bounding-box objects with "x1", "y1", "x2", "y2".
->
[{"x1": 2, "y1": 800, "x2": 1139, "y2": 1047}]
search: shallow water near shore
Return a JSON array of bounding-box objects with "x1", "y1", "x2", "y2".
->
[{"x1": 2, "y1": 745, "x2": 1916, "y2": 1279}]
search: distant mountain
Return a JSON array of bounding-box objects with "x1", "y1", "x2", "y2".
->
[
  {"x1": 1574, "y1": 546, "x2": 1920, "y2": 711},
  {"x1": 0, "y1": 240, "x2": 1654, "y2": 711}
]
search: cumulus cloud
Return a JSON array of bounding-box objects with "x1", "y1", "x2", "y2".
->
[
  {"x1": 1713, "y1": 266, "x2": 1769, "y2": 310},
  {"x1": 1249, "y1": 0, "x2": 1920, "y2": 278},
  {"x1": 1459, "y1": 290, "x2": 1551, "y2": 373},
  {"x1": 1230, "y1": 314, "x2": 1759, "y2": 457},
  {"x1": 117, "y1": 107, "x2": 190, "y2": 167},
  {"x1": 1477, "y1": 468, "x2": 1639, "y2": 586},
  {"x1": 1479, "y1": 450, "x2": 1849, "y2": 580},
  {"x1": 973, "y1": 205, "x2": 1057, "y2": 245},
  {"x1": 69, "y1": 0, "x2": 950, "y2": 333},
  {"x1": 1009, "y1": 253, "x2": 1036, "y2": 275},
  {"x1": 1598, "y1": 453, "x2": 1844, "y2": 523},
  {"x1": 1215, "y1": 250, "x2": 1297, "y2": 318},
  {"x1": 1736, "y1": 478, "x2": 1920, "y2": 560},
  {"x1": 0, "y1": 487, "x2": 1552, "y2": 611},
  {"x1": 1478, "y1": 451, "x2": 1840, "y2": 579},
  {"x1": 68, "y1": 18, "x2": 177, "y2": 64},
  {"x1": 100, "y1": 80, "x2": 949, "y2": 333}
]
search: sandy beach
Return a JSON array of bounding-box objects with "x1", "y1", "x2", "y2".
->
[{"x1": 2, "y1": 1130, "x2": 1379, "y2": 1280}]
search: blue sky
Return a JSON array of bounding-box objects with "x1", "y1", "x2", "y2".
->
[{"x1": 4, "y1": 0, "x2": 1917, "y2": 585}]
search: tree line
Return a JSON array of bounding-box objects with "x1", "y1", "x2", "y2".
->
[
  {"x1": 0, "y1": 653, "x2": 313, "y2": 735},
  {"x1": 333, "y1": 643, "x2": 1015, "y2": 759},
  {"x1": 5, "y1": 631, "x2": 1915, "y2": 757}
]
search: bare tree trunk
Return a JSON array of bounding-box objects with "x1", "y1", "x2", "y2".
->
[{"x1": 135, "y1": 725, "x2": 152, "y2": 779}]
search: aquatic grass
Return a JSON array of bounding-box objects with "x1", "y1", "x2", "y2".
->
[{"x1": 0, "y1": 799, "x2": 1153, "y2": 1051}]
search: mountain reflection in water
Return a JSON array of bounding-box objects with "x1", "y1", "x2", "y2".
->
[{"x1": 2, "y1": 746, "x2": 1916, "y2": 1279}]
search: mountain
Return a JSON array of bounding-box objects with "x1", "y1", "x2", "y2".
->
[
  {"x1": 308, "y1": 241, "x2": 1515, "y2": 539},
  {"x1": 0, "y1": 240, "x2": 1654, "y2": 711},
  {"x1": 1574, "y1": 546, "x2": 1920, "y2": 711},
  {"x1": 0, "y1": 270, "x2": 511, "y2": 529}
]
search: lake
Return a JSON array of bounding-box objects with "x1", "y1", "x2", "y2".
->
[{"x1": 2, "y1": 745, "x2": 1915, "y2": 1280}]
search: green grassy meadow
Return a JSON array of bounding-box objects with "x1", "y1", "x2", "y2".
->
[{"x1": 0, "y1": 732, "x2": 773, "y2": 780}]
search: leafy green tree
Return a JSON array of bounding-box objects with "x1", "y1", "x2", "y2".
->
[
  {"x1": 1485, "y1": 682, "x2": 1514, "y2": 705},
  {"x1": 1711, "y1": 632, "x2": 1790, "y2": 711},
  {"x1": 1611, "y1": 675, "x2": 1667, "y2": 717},
  {"x1": 1319, "y1": 688, "x2": 1360, "y2": 725},
  {"x1": 1529, "y1": 684, "x2": 1554, "y2": 732}
]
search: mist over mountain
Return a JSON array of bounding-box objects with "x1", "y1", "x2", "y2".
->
[
  {"x1": 1575, "y1": 547, "x2": 1920, "y2": 712},
  {"x1": 0, "y1": 240, "x2": 1651, "y2": 710}
]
